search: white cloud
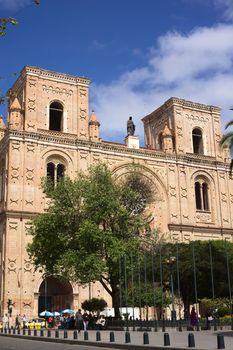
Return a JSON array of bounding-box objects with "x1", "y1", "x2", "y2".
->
[
  {"x1": 214, "y1": 0, "x2": 233, "y2": 21},
  {"x1": 91, "y1": 24, "x2": 233, "y2": 142},
  {"x1": 0, "y1": 0, "x2": 31, "y2": 11}
]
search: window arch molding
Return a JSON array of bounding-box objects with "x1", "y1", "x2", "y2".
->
[
  {"x1": 45, "y1": 155, "x2": 68, "y2": 187},
  {"x1": 192, "y1": 127, "x2": 204, "y2": 154},
  {"x1": 42, "y1": 149, "x2": 73, "y2": 172},
  {"x1": 48, "y1": 99, "x2": 65, "y2": 132},
  {"x1": 194, "y1": 175, "x2": 211, "y2": 212},
  {"x1": 112, "y1": 162, "x2": 168, "y2": 203},
  {"x1": 112, "y1": 162, "x2": 169, "y2": 232}
]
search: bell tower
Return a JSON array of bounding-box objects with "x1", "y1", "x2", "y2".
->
[
  {"x1": 142, "y1": 97, "x2": 224, "y2": 160},
  {"x1": 8, "y1": 66, "x2": 91, "y2": 139}
]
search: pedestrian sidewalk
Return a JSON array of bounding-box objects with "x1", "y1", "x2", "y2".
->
[{"x1": 0, "y1": 328, "x2": 233, "y2": 349}]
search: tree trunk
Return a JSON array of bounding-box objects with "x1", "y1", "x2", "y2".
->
[
  {"x1": 182, "y1": 293, "x2": 191, "y2": 318},
  {"x1": 99, "y1": 277, "x2": 120, "y2": 319},
  {"x1": 112, "y1": 286, "x2": 120, "y2": 319}
]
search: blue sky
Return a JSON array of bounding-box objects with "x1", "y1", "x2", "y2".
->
[{"x1": 1, "y1": 0, "x2": 233, "y2": 142}]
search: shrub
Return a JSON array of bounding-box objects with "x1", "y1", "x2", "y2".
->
[
  {"x1": 218, "y1": 306, "x2": 231, "y2": 317},
  {"x1": 81, "y1": 298, "x2": 107, "y2": 314}
]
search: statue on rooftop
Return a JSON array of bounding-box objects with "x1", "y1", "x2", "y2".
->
[{"x1": 127, "y1": 116, "x2": 135, "y2": 136}]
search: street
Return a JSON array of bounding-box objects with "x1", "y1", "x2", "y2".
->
[{"x1": 0, "y1": 337, "x2": 120, "y2": 350}]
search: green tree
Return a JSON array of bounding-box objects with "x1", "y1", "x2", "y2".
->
[
  {"x1": 132, "y1": 285, "x2": 171, "y2": 308},
  {"x1": 0, "y1": 1, "x2": 40, "y2": 37},
  {"x1": 221, "y1": 117, "x2": 233, "y2": 172},
  {"x1": 151, "y1": 240, "x2": 233, "y2": 313},
  {"x1": 0, "y1": 18, "x2": 18, "y2": 37},
  {"x1": 200, "y1": 297, "x2": 231, "y2": 317},
  {"x1": 125, "y1": 283, "x2": 172, "y2": 319},
  {"x1": 81, "y1": 298, "x2": 107, "y2": 315},
  {"x1": 27, "y1": 163, "x2": 157, "y2": 317},
  {"x1": 127, "y1": 241, "x2": 233, "y2": 316}
]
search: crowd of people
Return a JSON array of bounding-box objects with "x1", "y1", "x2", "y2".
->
[
  {"x1": 59, "y1": 310, "x2": 106, "y2": 331},
  {"x1": 2, "y1": 306, "x2": 217, "y2": 331},
  {"x1": 0, "y1": 309, "x2": 106, "y2": 332},
  {"x1": 3, "y1": 313, "x2": 27, "y2": 329},
  {"x1": 0, "y1": 310, "x2": 106, "y2": 331}
]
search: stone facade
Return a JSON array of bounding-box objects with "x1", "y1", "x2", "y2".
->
[{"x1": 0, "y1": 66, "x2": 232, "y2": 318}]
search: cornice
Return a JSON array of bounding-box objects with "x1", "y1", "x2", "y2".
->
[
  {"x1": 2, "y1": 129, "x2": 230, "y2": 170},
  {"x1": 23, "y1": 65, "x2": 90, "y2": 86},
  {"x1": 169, "y1": 97, "x2": 220, "y2": 113},
  {"x1": 0, "y1": 210, "x2": 39, "y2": 220},
  {"x1": 142, "y1": 97, "x2": 221, "y2": 122},
  {"x1": 168, "y1": 223, "x2": 233, "y2": 235}
]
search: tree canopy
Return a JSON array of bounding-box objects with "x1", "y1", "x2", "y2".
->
[
  {"x1": 0, "y1": 18, "x2": 17, "y2": 37},
  {"x1": 146, "y1": 240, "x2": 233, "y2": 312},
  {"x1": 221, "y1": 117, "x2": 233, "y2": 172},
  {"x1": 27, "y1": 162, "x2": 158, "y2": 317},
  {"x1": 81, "y1": 298, "x2": 107, "y2": 314}
]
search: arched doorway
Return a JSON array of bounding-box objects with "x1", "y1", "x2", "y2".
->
[{"x1": 38, "y1": 276, "x2": 73, "y2": 315}]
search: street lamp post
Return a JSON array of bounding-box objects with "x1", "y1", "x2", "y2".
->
[
  {"x1": 209, "y1": 242, "x2": 217, "y2": 331},
  {"x1": 44, "y1": 277, "x2": 48, "y2": 328},
  {"x1": 144, "y1": 252, "x2": 148, "y2": 327},
  {"x1": 138, "y1": 257, "x2": 142, "y2": 331},
  {"x1": 166, "y1": 256, "x2": 176, "y2": 323},
  {"x1": 130, "y1": 252, "x2": 135, "y2": 331},
  {"x1": 159, "y1": 247, "x2": 165, "y2": 332},
  {"x1": 124, "y1": 255, "x2": 129, "y2": 331},
  {"x1": 176, "y1": 243, "x2": 182, "y2": 331},
  {"x1": 118, "y1": 257, "x2": 122, "y2": 319},
  {"x1": 152, "y1": 251, "x2": 158, "y2": 332},
  {"x1": 225, "y1": 239, "x2": 233, "y2": 330},
  {"x1": 192, "y1": 242, "x2": 199, "y2": 331}
]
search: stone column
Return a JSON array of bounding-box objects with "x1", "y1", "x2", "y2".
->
[
  {"x1": 73, "y1": 293, "x2": 79, "y2": 310},
  {"x1": 33, "y1": 293, "x2": 39, "y2": 317}
]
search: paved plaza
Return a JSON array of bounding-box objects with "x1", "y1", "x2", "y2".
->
[{"x1": 0, "y1": 328, "x2": 233, "y2": 349}]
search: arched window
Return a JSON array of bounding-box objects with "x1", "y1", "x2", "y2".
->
[
  {"x1": 49, "y1": 102, "x2": 63, "y2": 131},
  {"x1": 47, "y1": 161, "x2": 65, "y2": 187},
  {"x1": 195, "y1": 180, "x2": 209, "y2": 211},
  {"x1": 192, "y1": 128, "x2": 203, "y2": 154},
  {"x1": 195, "y1": 182, "x2": 202, "y2": 210}
]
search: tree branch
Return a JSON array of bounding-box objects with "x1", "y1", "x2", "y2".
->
[{"x1": 100, "y1": 276, "x2": 112, "y2": 296}]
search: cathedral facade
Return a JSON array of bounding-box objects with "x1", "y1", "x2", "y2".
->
[{"x1": 0, "y1": 66, "x2": 232, "y2": 318}]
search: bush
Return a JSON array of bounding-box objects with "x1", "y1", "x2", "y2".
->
[
  {"x1": 218, "y1": 306, "x2": 231, "y2": 317},
  {"x1": 200, "y1": 298, "x2": 231, "y2": 318},
  {"x1": 81, "y1": 298, "x2": 107, "y2": 314},
  {"x1": 219, "y1": 315, "x2": 232, "y2": 325}
]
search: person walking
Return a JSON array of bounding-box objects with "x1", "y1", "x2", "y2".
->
[
  {"x1": 15, "y1": 314, "x2": 21, "y2": 329},
  {"x1": 22, "y1": 314, "x2": 27, "y2": 329},
  {"x1": 83, "y1": 312, "x2": 89, "y2": 332},
  {"x1": 190, "y1": 306, "x2": 198, "y2": 329},
  {"x1": 75, "y1": 309, "x2": 83, "y2": 332},
  {"x1": 3, "y1": 314, "x2": 8, "y2": 329}
]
